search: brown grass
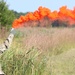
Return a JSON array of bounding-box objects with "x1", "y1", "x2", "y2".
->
[
  {"x1": 1, "y1": 27, "x2": 75, "y2": 75},
  {"x1": 16, "y1": 27, "x2": 75, "y2": 55}
]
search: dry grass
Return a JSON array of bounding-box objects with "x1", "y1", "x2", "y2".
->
[
  {"x1": 1, "y1": 27, "x2": 75, "y2": 75},
  {"x1": 17, "y1": 27, "x2": 75, "y2": 54}
]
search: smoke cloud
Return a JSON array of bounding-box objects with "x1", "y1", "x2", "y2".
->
[{"x1": 12, "y1": 6, "x2": 75, "y2": 28}]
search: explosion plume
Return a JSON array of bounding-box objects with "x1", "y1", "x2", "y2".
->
[{"x1": 12, "y1": 6, "x2": 75, "y2": 28}]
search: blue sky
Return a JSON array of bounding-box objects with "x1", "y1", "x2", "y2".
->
[{"x1": 5, "y1": 0, "x2": 75, "y2": 12}]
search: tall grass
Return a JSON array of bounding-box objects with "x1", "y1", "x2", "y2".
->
[{"x1": 0, "y1": 27, "x2": 75, "y2": 75}]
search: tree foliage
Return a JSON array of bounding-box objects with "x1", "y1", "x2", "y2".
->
[
  {"x1": 12, "y1": 10, "x2": 28, "y2": 18},
  {"x1": 0, "y1": 0, "x2": 16, "y2": 29}
]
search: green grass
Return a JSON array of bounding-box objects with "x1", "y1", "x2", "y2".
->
[{"x1": 1, "y1": 27, "x2": 75, "y2": 75}]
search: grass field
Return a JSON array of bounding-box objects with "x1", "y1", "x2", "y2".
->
[{"x1": 0, "y1": 27, "x2": 75, "y2": 75}]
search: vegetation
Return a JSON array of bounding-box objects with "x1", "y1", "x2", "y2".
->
[
  {"x1": 0, "y1": 0, "x2": 75, "y2": 75},
  {"x1": 0, "y1": 0, "x2": 15, "y2": 29},
  {"x1": 12, "y1": 10, "x2": 28, "y2": 18},
  {"x1": 0, "y1": 27, "x2": 75, "y2": 75},
  {"x1": 0, "y1": 0, "x2": 27, "y2": 30}
]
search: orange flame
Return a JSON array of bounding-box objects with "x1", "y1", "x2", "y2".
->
[{"x1": 12, "y1": 6, "x2": 75, "y2": 28}]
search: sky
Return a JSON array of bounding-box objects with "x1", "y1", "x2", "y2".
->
[{"x1": 5, "y1": 0, "x2": 75, "y2": 13}]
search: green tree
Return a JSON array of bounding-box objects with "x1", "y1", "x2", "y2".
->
[{"x1": 0, "y1": 0, "x2": 15, "y2": 29}]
